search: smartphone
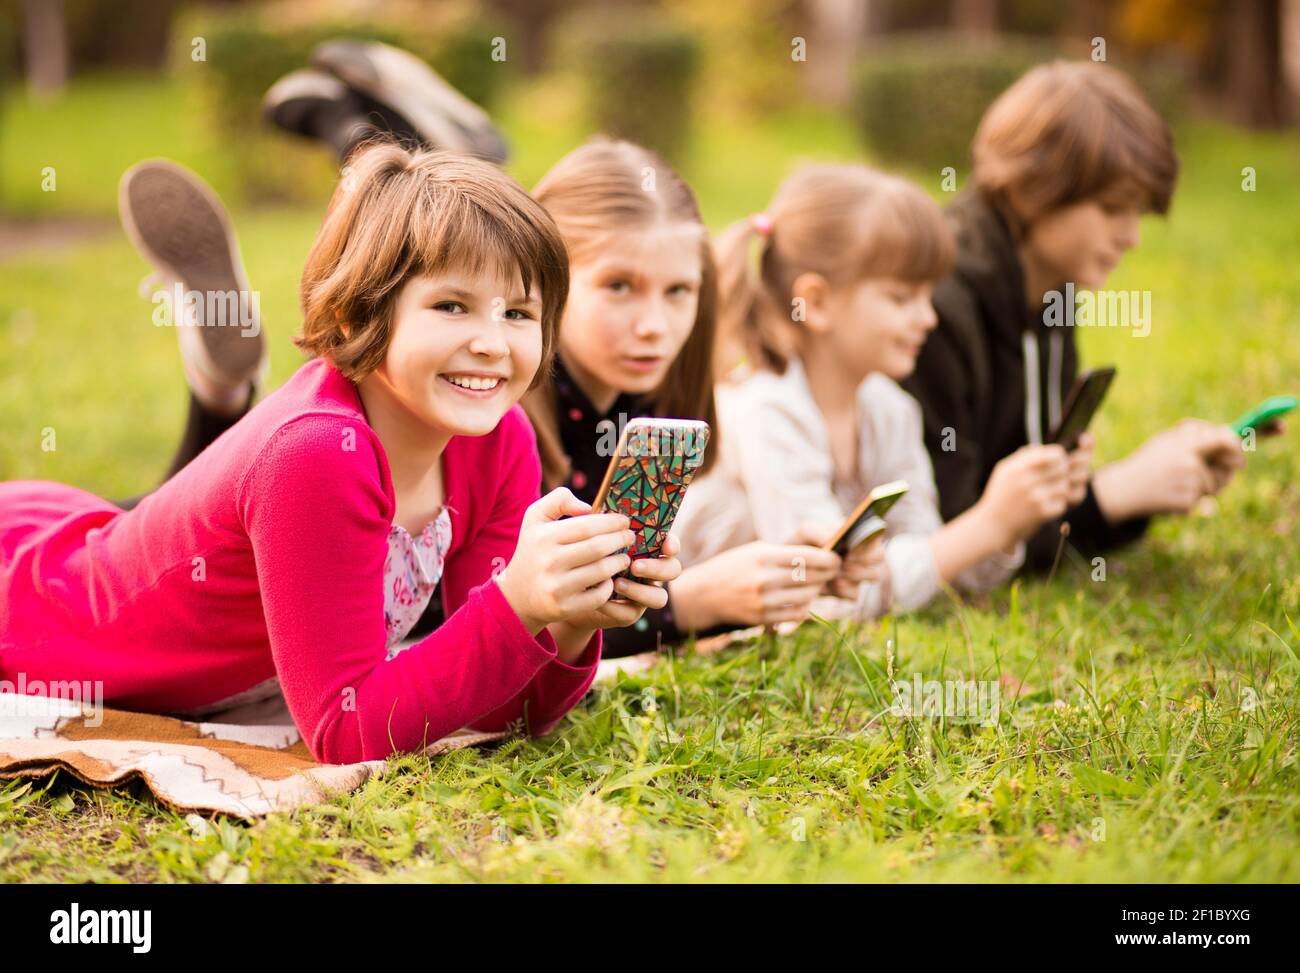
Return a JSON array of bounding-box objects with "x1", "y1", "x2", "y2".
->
[
  {"x1": 1049, "y1": 366, "x2": 1117, "y2": 450},
  {"x1": 821, "y1": 480, "x2": 909, "y2": 556},
  {"x1": 1231, "y1": 394, "x2": 1296, "y2": 437},
  {"x1": 590, "y1": 417, "x2": 711, "y2": 582}
]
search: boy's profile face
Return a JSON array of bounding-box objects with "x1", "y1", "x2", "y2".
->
[
  {"x1": 1021, "y1": 180, "x2": 1146, "y2": 290},
  {"x1": 363, "y1": 264, "x2": 544, "y2": 439}
]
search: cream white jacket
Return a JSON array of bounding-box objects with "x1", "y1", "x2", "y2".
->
[{"x1": 674, "y1": 358, "x2": 1024, "y2": 618}]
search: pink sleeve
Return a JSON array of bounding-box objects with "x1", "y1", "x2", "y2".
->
[
  {"x1": 439, "y1": 408, "x2": 602, "y2": 737},
  {"x1": 238, "y1": 413, "x2": 598, "y2": 765}
]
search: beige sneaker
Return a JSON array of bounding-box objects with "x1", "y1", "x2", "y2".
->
[{"x1": 119, "y1": 159, "x2": 267, "y2": 414}]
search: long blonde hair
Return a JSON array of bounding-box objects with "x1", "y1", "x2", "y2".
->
[
  {"x1": 525, "y1": 137, "x2": 719, "y2": 490},
  {"x1": 714, "y1": 163, "x2": 954, "y2": 377}
]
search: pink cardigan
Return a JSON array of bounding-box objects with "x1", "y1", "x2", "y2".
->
[{"x1": 0, "y1": 357, "x2": 601, "y2": 763}]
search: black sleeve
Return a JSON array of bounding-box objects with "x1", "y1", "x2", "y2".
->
[
  {"x1": 1024, "y1": 480, "x2": 1150, "y2": 571},
  {"x1": 599, "y1": 602, "x2": 680, "y2": 658},
  {"x1": 905, "y1": 306, "x2": 987, "y2": 522},
  {"x1": 600, "y1": 594, "x2": 737, "y2": 658}
]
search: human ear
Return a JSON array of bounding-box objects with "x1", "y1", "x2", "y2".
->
[{"x1": 791, "y1": 272, "x2": 832, "y2": 335}]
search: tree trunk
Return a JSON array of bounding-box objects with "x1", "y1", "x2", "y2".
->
[
  {"x1": 1226, "y1": 0, "x2": 1287, "y2": 127},
  {"x1": 951, "y1": 0, "x2": 999, "y2": 36},
  {"x1": 803, "y1": 0, "x2": 869, "y2": 107},
  {"x1": 23, "y1": 0, "x2": 69, "y2": 100},
  {"x1": 1066, "y1": 0, "x2": 1109, "y2": 43},
  {"x1": 486, "y1": 0, "x2": 569, "y2": 75},
  {"x1": 1284, "y1": 0, "x2": 1300, "y2": 113}
]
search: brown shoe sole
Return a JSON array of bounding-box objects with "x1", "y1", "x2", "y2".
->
[{"x1": 118, "y1": 160, "x2": 264, "y2": 381}]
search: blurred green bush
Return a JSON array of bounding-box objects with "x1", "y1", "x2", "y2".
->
[
  {"x1": 663, "y1": 0, "x2": 801, "y2": 117},
  {"x1": 853, "y1": 33, "x2": 1188, "y2": 174},
  {"x1": 853, "y1": 34, "x2": 1054, "y2": 173},
  {"x1": 559, "y1": 9, "x2": 699, "y2": 165},
  {"x1": 175, "y1": 1, "x2": 509, "y2": 203}
]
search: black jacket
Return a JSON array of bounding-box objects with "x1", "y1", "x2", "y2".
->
[{"x1": 901, "y1": 190, "x2": 1148, "y2": 571}]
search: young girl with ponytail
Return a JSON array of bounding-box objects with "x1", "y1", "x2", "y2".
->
[{"x1": 673, "y1": 163, "x2": 1089, "y2": 618}]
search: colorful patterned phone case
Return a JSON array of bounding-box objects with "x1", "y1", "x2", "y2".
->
[{"x1": 592, "y1": 418, "x2": 711, "y2": 578}]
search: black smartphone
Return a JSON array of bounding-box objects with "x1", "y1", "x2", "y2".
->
[{"x1": 1049, "y1": 367, "x2": 1117, "y2": 450}]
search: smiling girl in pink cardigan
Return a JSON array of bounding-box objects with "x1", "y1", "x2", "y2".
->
[{"x1": 0, "y1": 145, "x2": 682, "y2": 763}]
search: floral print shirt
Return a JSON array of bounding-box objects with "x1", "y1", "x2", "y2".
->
[{"x1": 383, "y1": 506, "x2": 453, "y2": 660}]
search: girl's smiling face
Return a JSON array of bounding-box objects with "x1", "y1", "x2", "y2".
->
[
  {"x1": 364, "y1": 264, "x2": 545, "y2": 438},
  {"x1": 557, "y1": 223, "x2": 703, "y2": 410},
  {"x1": 800, "y1": 274, "x2": 939, "y2": 384}
]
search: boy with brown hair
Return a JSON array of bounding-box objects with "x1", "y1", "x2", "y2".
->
[{"x1": 904, "y1": 60, "x2": 1247, "y2": 571}]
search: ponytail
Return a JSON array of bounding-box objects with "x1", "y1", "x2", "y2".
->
[
  {"x1": 713, "y1": 212, "x2": 796, "y2": 378},
  {"x1": 715, "y1": 164, "x2": 955, "y2": 383}
]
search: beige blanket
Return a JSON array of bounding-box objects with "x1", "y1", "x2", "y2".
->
[{"x1": 0, "y1": 651, "x2": 663, "y2": 820}]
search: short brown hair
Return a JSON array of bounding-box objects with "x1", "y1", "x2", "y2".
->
[
  {"x1": 972, "y1": 60, "x2": 1178, "y2": 232},
  {"x1": 295, "y1": 141, "x2": 569, "y2": 384},
  {"x1": 525, "y1": 137, "x2": 720, "y2": 487},
  {"x1": 715, "y1": 163, "x2": 954, "y2": 376}
]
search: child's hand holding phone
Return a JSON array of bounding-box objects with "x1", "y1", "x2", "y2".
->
[
  {"x1": 790, "y1": 522, "x2": 887, "y2": 598},
  {"x1": 1048, "y1": 368, "x2": 1107, "y2": 506},
  {"x1": 495, "y1": 488, "x2": 640, "y2": 637},
  {"x1": 562, "y1": 532, "x2": 683, "y2": 634},
  {"x1": 579, "y1": 416, "x2": 707, "y2": 623},
  {"x1": 1231, "y1": 395, "x2": 1295, "y2": 439},
  {"x1": 1092, "y1": 419, "x2": 1244, "y2": 520},
  {"x1": 976, "y1": 444, "x2": 1072, "y2": 546},
  {"x1": 495, "y1": 487, "x2": 686, "y2": 661},
  {"x1": 1065, "y1": 432, "x2": 1095, "y2": 506},
  {"x1": 833, "y1": 533, "x2": 886, "y2": 597}
]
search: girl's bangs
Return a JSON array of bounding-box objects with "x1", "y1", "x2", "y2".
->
[
  {"x1": 856, "y1": 185, "x2": 955, "y2": 284},
  {"x1": 407, "y1": 191, "x2": 541, "y2": 300}
]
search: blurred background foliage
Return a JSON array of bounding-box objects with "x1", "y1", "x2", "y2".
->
[
  {"x1": 0, "y1": 0, "x2": 1295, "y2": 212},
  {"x1": 169, "y1": 1, "x2": 511, "y2": 201},
  {"x1": 552, "y1": 3, "x2": 700, "y2": 164}
]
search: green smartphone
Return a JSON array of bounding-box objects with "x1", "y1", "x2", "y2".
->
[{"x1": 1231, "y1": 395, "x2": 1297, "y2": 437}]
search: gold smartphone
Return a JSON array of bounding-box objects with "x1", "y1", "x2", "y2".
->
[{"x1": 821, "y1": 480, "x2": 909, "y2": 556}]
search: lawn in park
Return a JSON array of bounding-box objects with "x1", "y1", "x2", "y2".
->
[{"x1": 1, "y1": 74, "x2": 1298, "y2": 882}]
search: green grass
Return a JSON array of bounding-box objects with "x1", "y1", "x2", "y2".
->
[
  {"x1": 2, "y1": 76, "x2": 1299, "y2": 883},
  {"x1": 0, "y1": 73, "x2": 239, "y2": 217}
]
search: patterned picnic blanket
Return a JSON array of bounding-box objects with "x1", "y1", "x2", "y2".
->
[{"x1": 0, "y1": 651, "x2": 663, "y2": 820}]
